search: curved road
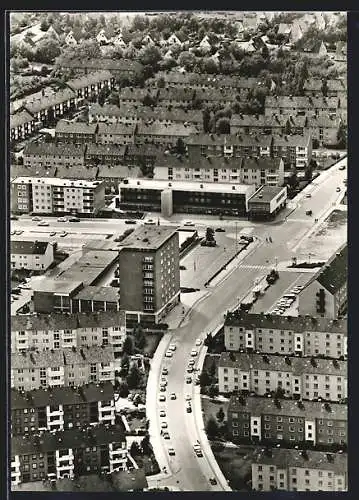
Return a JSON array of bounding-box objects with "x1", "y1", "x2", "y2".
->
[{"x1": 147, "y1": 159, "x2": 347, "y2": 491}]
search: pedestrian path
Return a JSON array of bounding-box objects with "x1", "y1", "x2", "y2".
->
[{"x1": 237, "y1": 264, "x2": 272, "y2": 271}]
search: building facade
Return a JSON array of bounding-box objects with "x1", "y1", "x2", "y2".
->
[
  {"x1": 23, "y1": 143, "x2": 86, "y2": 169},
  {"x1": 11, "y1": 241, "x2": 55, "y2": 271}
]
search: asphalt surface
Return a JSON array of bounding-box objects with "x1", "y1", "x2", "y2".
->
[{"x1": 146, "y1": 158, "x2": 347, "y2": 491}]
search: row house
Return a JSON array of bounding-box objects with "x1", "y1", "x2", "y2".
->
[
  {"x1": 303, "y1": 78, "x2": 347, "y2": 99},
  {"x1": 265, "y1": 96, "x2": 346, "y2": 122},
  {"x1": 96, "y1": 122, "x2": 136, "y2": 146},
  {"x1": 11, "y1": 424, "x2": 127, "y2": 485},
  {"x1": 299, "y1": 244, "x2": 347, "y2": 320},
  {"x1": 11, "y1": 177, "x2": 104, "y2": 216},
  {"x1": 23, "y1": 88, "x2": 77, "y2": 126},
  {"x1": 59, "y1": 57, "x2": 143, "y2": 79},
  {"x1": 10, "y1": 241, "x2": 55, "y2": 272},
  {"x1": 85, "y1": 144, "x2": 127, "y2": 166},
  {"x1": 224, "y1": 311, "x2": 347, "y2": 359},
  {"x1": 231, "y1": 114, "x2": 306, "y2": 136},
  {"x1": 156, "y1": 87, "x2": 196, "y2": 108},
  {"x1": 135, "y1": 122, "x2": 198, "y2": 147},
  {"x1": 194, "y1": 87, "x2": 238, "y2": 107},
  {"x1": 23, "y1": 143, "x2": 86, "y2": 169},
  {"x1": 227, "y1": 395, "x2": 347, "y2": 448},
  {"x1": 252, "y1": 449, "x2": 347, "y2": 492},
  {"x1": 187, "y1": 133, "x2": 272, "y2": 161},
  {"x1": 66, "y1": 70, "x2": 115, "y2": 101},
  {"x1": 10, "y1": 110, "x2": 36, "y2": 142},
  {"x1": 154, "y1": 156, "x2": 285, "y2": 187},
  {"x1": 124, "y1": 143, "x2": 162, "y2": 168},
  {"x1": 89, "y1": 103, "x2": 124, "y2": 123},
  {"x1": 11, "y1": 310, "x2": 126, "y2": 356},
  {"x1": 55, "y1": 120, "x2": 98, "y2": 145},
  {"x1": 118, "y1": 87, "x2": 159, "y2": 106},
  {"x1": 218, "y1": 352, "x2": 347, "y2": 402},
  {"x1": 11, "y1": 345, "x2": 116, "y2": 391},
  {"x1": 305, "y1": 115, "x2": 342, "y2": 147},
  {"x1": 271, "y1": 133, "x2": 312, "y2": 177},
  {"x1": 11, "y1": 382, "x2": 116, "y2": 436}
]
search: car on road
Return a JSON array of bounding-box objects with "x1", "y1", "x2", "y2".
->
[
  {"x1": 69, "y1": 216, "x2": 80, "y2": 222},
  {"x1": 195, "y1": 339, "x2": 202, "y2": 346},
  {"x1": 10, "y1": 230, "x2": 15, "y2": 236},
  {"x1": 162, "y1": 367, "x2": 168, "y2": 376},
  {"x1": 184, "y1": 221, "x2": 195, "y2": 226},
  {"x1": 186, "y1": 376, "x2": 192, "y2": 384},
  {"x1": 163, "y1": 432, "x2": 170, "y2": 440},
  {"x1": 125, "y1": 220, "x2": 137, "y2": 224},
  {"x1": 13, "y1": 296, "x2": 19, "y2": 300},
  {"x1": 305, "y1": 210, "x2": 313, "y2": 216},
  {"x1": 194, "y1": 448, "x2": 203, "y2": 457},
  {"x1": 305, "y1": 193, "x2": 312, "y2": 198},
  {"x1": 186, "y1": 404, "x2": 192, "y2": 413},
  {"x1": 165, "y1": 350, "x2": 173, "y2": 358},
  {"x1": 159, "y1": 395, "x2": 166, "y2": 402},
  {"x1": 49, "y1": 231, "x2": 56, "y2": 236},
  {"x1": 209, "y1": 478, "x2": 217, "y2": 485},
  {"x1": 215, "y1": 227, "x2": 225, "y2": 232},
  {"x1": 15, "y1": 230, "x2": 23, "y2": 235},
  {"x1": 187, "y1": 367, "x2": 194, "y2": 374},
  {"x1": 185, "y1": 394, "x2": 192, "y2": 401},
  {"x1": 18, "y1": 284, "x2": 31, "y2": 290},
  {"x1": 336, "y1": 187, "x2": 341, "y2": 192},
  {"x1": 10, "y1": 215, "x2": 18, "y2": 220},
  {"x1": 59, "y1": 231, "x2": 68, "y2": 237},
  {"x1": 160, "y1": 386, "x2": 166, "y2": 392},
  {"x1": 168, "y1": 448, "x2": 175, "y2": 456},
  {"x1": 188, "y1": 359, "x2": 195, "y2": 366},
  {"x1": 191, "y1": 349, "x2": 198, "y2": 357},
  {"x1": 160, "y1": 377, "x2": 167, "y2": 384},
  {"x1": 57, "y1": 216, "x2": 67, "y2": 222},
  {"x1": 32, "y1": 216, "x2": 42, "y2": 222},
  {"x1": 339, "y1": 165, "x2": 346, "y2": 170},
  {"x1": 161, "y1": 422, "x2": 168, "y2": 429},
  {"x1": 159, "y1": 410, "x2": 166, "y2": 418},
  {"x1": 169, "y1": 343, "x2": 176, "y2": 351},
  {"x1": 195, "y1": 377, "x2": 200, "y2": 386},
  {"x1": 170, "y1": 393, "x2": 176, "y2": 400},
  {"x1": 144, "y1": 219, "x2": 155, "y2": 225}
]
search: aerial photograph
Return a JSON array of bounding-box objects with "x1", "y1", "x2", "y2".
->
[{"x1": 9, "y1": 10, "x2": 347, "y2": 492}]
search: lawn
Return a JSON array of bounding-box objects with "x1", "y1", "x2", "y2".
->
[
  {"x1": 201, "y1": 396, "x2": 229, "y2": 426},
  {"x1": 212, "y1": 445, "x2": 260, "y2": 491},
  {"x1": 142, "y1": 333, "x2": 163, "y2": 357}
]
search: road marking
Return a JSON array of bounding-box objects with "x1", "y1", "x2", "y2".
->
[{"x1": 238, "y1": 264, "x2": 272, "y2": 271}]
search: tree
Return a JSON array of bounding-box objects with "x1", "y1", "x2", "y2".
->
[
  {"x1": 216, "y1": 407, "x2": 225, "y2": 423},
  {"x1": 130, "y1": 441, "x2": 141, "y2": 457},
  {"x1": 175, "y1": 138, "x2": 186, "y2": 155},
  {"x1": 133, "y1": 324, "x2": 146, "y2": 350},
  {"x1": 216, "y1": 117, "x2": 230, "y2": 134},
  {"x1": 337, "y1": 123, "x2": 347, "y2": 149},
  {"x1": 143, "y1": 93, "x2": 157, "y2": 107},
  {"x1": 40, "y1": 19, "x2": 50, "y2": 31},
  {"x1": 123, "y1": 336, "x2": 134, "y2": 355},
  {"x1": 209, "y1": 359, "x2": 216, "y2": 377},
  {"x1": 35, "y1": 38, "x2": 61, "y2": 63},
  {"x1": 199, "y1": 370, "x2": 211, "y2": 387},
  {"x1": 208, "y1": 385, "x2": 219, "y2": 398},
  {"x1": 141, "y1": 435, "x2": 151, "y2": 455},
  {"x1": 206, "y1": 227, "x2": 215, "y2": 242},
  {"x1": 202, "y1": 58, "x2": 218, "y2": 74},
  {"x1": 321, "y1": 78, "x2": 328, "y2": 97},
  {"x1": 206, "y1": 417, "x2": 219, "y2": 439},
  {"x1": 117, "y1": 382, "x2": 129, "y2": 398},
  {"x1": 127, "y1": 364, "x2": 141, "y2": 389},
  {"x1": 98, "y1": 84, "x2": 110, "y2": 107},
  {"x1": 202, "y1": 108, "x2": 211, "y2": 133},
  {"x1": 157, "y1": 76, "x2": 165, "y2": 88},
  {"x1": 138, "y1": 45, "x2": 162, "y2": 67},
  {"x1": 108, "y1": 92, "x2": 120, "y2": 107},
  {"x1": 178, "y1": 51, "x2": 196, "y2": 71}
]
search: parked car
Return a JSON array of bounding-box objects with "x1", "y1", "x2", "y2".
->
[
  {"x1": 168, "y1": 448, "x2": 175, "y2": 456},
  {"x1": 32, "y1": 216, "x2": 42, "y2": 222},
  {"x1": 186, "y1": 405, "x2": 192, "y2": 413},
  {"x1": 184, "y1": 221, "x2": 195, "y2": 226},
  {"x1": 125, "y1": 220, "x2": 137, "y2": 224},
  {"x1": 69, "y1": 216, "x2": 80, "y2": 222},
  {"x1": 49, "y1": 231, "x2": 56, "y2": 236},
  {"x1": 336, "y1": 187, "x2": 341, "y2": 192},
  {"x1": 191, "y1": 349, "x2": 198, "y2": 357},
  {"x1": 57, "y1": 216, "x2": 67, "y2": 222},
  {"x1": 10, "y1": 215, "x2": 18, "y2": 220},
  {"x1": 195, "y1": 339, "x2": 202, "y2": 346},
  {"x1": 165, "y1": 351, "x2": 173, "y2": 358},
  {"x1": 169, "y1": 343, "x2": 176, "y2": 351},
  {"x1": 305, "y1": 193, "x2": 312, "y2": 198},
  {"x1": 185, "y1": 394, "x2": 192, "y2": 401},
  {"x1": 159, "y1": 395, "x2": 166, "y2": 402},
  {"x1": 215, "y1": 227, "x2": 225, "y2": 232},
  {"x1": 170, "y1": 393, "x2": 176, "y2": 400},
  {"x1": 161, "y1": 422, "x2": 168, "y2": 429},
  {"x1": 163, "y1": 432, "x2": 170, "y2": 440},
  {"x1": 187, "y1": 367, "x2": 194, "y2": 374},
  {"x1": 144, "y1": 219, "x2": 155, "y2": 225},
  {"x1": 186, "y1": 376, "x2": 192, "y2": 384},
  {"x1": 305, "y1": 210, "x2": 312, "y2": 216},
  {"x1": 162, "y1": 367, "x2": 168, "y2": 376},
  {"x1": 209, "y1": 478, "x2": 217, "y2": 485},
  {"x1": 339, "y1": 165, "x2": 346, "y2": 170},
  {"x1": 159, "y1": 410, "x2": 166, "y2": 418},
  {"x1": 188, "y1": 359, "x2": 195, "y2": 366}
]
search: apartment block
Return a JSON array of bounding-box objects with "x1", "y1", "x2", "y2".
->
[
  {"x1": 96, "y1": 122, "x2": 136, "y2": 146},
  {"x1": 10, "y1": 110, "x2": 36, "y2": 142},
  {"x1": 11, "y1": 381, "x2": 116, "y2": 436},
  {"x1": 218, "y1": 352, "x2": 347, "y2": 402},
  {"x1": 118, "y1": 226, "x2": 180, "y2": 325},
  {"x1": 271, "y1": 133, "x2": 312, "y2": 175},
  {"x1": 11, "y1": 424, "x2": 127, "y2": 485},
  {"x1": 11, "y1": 311, "x2": 126, "y2": 356},
  {"x1": 299, "y1": 244, "x2": 347, "y2": 319},
  {"x1": 224, "y1": 311, "x2": 347, "y2": 359},
  {"x1": 251, "y1": 449, "x2": 347, "y2": 491},
  {"x1": 11, "y1": 177, "x2": 105, "y2": 215},
  {"x1": 135, "y1": 122, "x2": 198, "y2": 147},
  {"x1": 66, "y1": 70, "x2": 115, "y2": 100},
  {"x1": 11, "y1": 346, "x2": 116, "y2": 391},
  {"x1": 11, "y1": 240, "x2": 55, "y2": 271},
  {"x1": 265, "y1": 96, "x2": 347, "y2": 122},
  {"x1": 55, "y1": 120, "x2": 98, "y2": 145},
  {"x1": 23, "y1": 143, "x2": 86, "y2": 169},
  {"x1": 227, "y1": 395, "x2": 347, "y2": 447}
]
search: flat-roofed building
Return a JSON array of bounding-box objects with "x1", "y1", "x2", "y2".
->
[
  {"x1": 227, "y1": 395, "x2": 347, "y2": 448},
  {"x1": 251, "y1": 449, "x2": 347, "y2": 491},
  {"x1": 218, "y1": 352, "x2": 347, "y2": 402},
  {"x1": 72, "y1": 286, "x2": 120, "y2": 314},
  {"x1": 118, "y1": 178, "x2": 256, "y2": 217},
  {"x1": 224, "y1": 311, "x2": 347, "y2": 359},
  {"x1": 247, "y1": 186, "x2": 287, "y2": 220},
  {"x1": 117, "y1": 226, "x2": 180, "y2": 325}
]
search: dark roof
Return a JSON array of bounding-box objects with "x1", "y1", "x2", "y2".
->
[
  {"x1": 97, "y1": 122, "x2": 136, "y2": 136},
  {"x1": 253, "y1": 448, "x2": 347, "y2": 474},
  {"x1": 155, "y1": 154, "x2": 282, "y2": 172},
  {"x1": 11, "y1": 310, "x2": 125, "y2": 332},
  {"x1": 89, "y1": 103, "x2": 122, "y2": 118},
  {"x1": 316, "y1": 244, "x2": 347, "y2": 294},
  {"x1": 10, "y1": 164, "x2": 57, "y2": 179},
  {"x1": 126, "y1": 143, "x2": 162, "y2": 157},
  {"x1": 119, "y1": 225, "x2": 178, "y2": 251},
  {"x1": 157, "y1": 87, "x2": 196, "y2": 102},
  {"x1": 228, "y1": 395, "x2": 347, "y2": 421},
  {"x1": 60, "y1": 58, "x2": 143, "y2": 74},
  {"x1": 23, "y1": 88, "x2": 76, "y2": 114},
  {"x1": 73, "y1": 286, "x2": 120, "y2": 303},
  {"x1": 10, "y1": 110, "x2": 35, "y2": 128},
  {"x1": 272, "y1": 133, "x2": 311, "y2": 148},
  {"x1": 187, "y1": 133, "x2": 272, "y2": 148},
  {"x1": 11, "y1": 382, "x2": 114, "y2": 410},
  {"x1": 119, "y1": 87, "x2": 158, "y2": 100},
  {"x1": 136, "y1": 122, "x2": 198, "y2": 137},
  {"x1": 23, "y1": 142, "x2": 86, "y2": 157},
  {"x1": 86, "y1": 143, "x2": 127, "y2": 157},
  {"x1": 66, "y1": 70, "x2": 114, "y2": 91},
  {"x1": 55, "y1": 165, "x2": 98, "y2": 180},
  {"x1": 265, "y1": 96, "x2": 340, "y2": 110},
  {"x1": 11, "y1": 240, "x2": 50, "y2": 255},
  {"x1": 224, "y1": 310, "x2": 346, "y2": 335},
  {"x1": 97, "y1": 165, "x2": 141, "y2": 179},
  {"x1": 12, "y1": 424, "x2": 125, "y2": 456},
  {"x1": 249, "y1": 185, "x2": 287, "y2": 204},
  {"x1": 219, "y1": 352, "x2": 347, "y2": 376}
]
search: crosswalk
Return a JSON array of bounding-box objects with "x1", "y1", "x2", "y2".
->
[{"x1": 238, "y1": 264, "x2": 272, "y2": 271}]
